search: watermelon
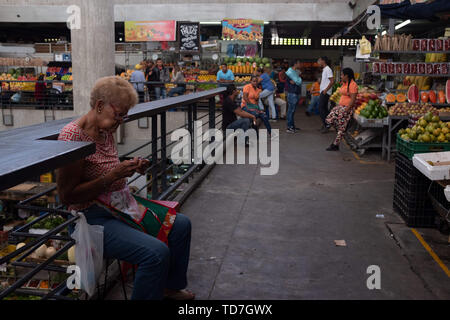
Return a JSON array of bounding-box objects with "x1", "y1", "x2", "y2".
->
[
  {"x1": 447, "y1": 80, "x2": 450, "y2": 104},
  {"x1": 248, "y1": 57, "x2": 254, "y2": 63},
  {"x1": 407, "y1": 84, "x2": 419, "y2": 103},
  {"x1": 262, "y1": 57, "x2": 269, "y2": 64}
]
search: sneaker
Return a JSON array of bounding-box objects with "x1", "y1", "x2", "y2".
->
[
  {"x1": 286, "y1": 128, "x2": 296, "y2": 134},
  {"x1": 305, "y1": 111, "x2": 311, "y2": 117},
  {"x1": 326, "y1": 144, "x2": 339, "y2": 151},
  {"x1": 294, "y1": 127, "x2": 301, "y2": 131}
]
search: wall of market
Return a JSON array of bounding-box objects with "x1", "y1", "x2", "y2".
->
[{"x1": 0, "y1": 0, "x2": 353, "y2": 23}]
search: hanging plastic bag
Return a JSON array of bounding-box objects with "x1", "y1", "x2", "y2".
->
[
  {"x1": 71, "y1": 211, "x2": 104, "y2": 297},
  {"x1": 360, "y1": 36, "x2": 372, "y2": 55}
]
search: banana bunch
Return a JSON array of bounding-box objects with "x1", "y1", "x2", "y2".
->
[
  {"x1": 330, "y1": 89, "x2": 341, "y2": 103},
  {"x1": 425, "y1": 53, "x2": 447, "y2": 63}
]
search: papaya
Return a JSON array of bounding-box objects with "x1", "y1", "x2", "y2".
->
[
  {"x1": 428, "y1": 90, "x2": 437, "y2": 104},
  {"x1": 386, "y1": 93, "x2": 396, "y2": 103},
  {"x1": 438, "y1": 91, "x2": 446, "y2": 104},
  {"x1": 396, "y1": 93, "x2": 406, "y2": 103},
  {"x1": 421, "y1": 91, "x2": 429, "y2": 103}
]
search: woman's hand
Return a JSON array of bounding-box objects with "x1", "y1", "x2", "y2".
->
[
  {"x1": 107, "y1": 159, "x2": 141, "y2": 182},
  {"x1": 135, "y1": 157, "x2": 151, "y2": 175}
]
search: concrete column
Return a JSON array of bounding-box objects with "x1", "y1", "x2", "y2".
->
[{"x1": 71, "y1": 0, "x2": 115, "y2": 115}]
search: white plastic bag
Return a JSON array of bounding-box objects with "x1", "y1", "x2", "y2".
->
[{"x1": 71, "y1": 211, "x2": 104, "y2": 297}]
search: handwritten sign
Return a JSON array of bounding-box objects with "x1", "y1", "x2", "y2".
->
[{"x1": 179, "y1": 22, "x2": 200, "y2": 52}]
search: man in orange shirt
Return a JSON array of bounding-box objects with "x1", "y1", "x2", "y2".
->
[{"x1": 305, "y1": 76, "x2": 321, "y2": 116}]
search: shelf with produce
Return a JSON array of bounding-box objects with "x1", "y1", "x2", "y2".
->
[
  {"x1": 371, "y1": 73, "x2": 449, "y2": 77},
  {"x1": 373, "y1": 51, "x2": 450, "y2": 55},
  {"x1": 386, "y1": 102, "x2": 450, "y2": 108}
]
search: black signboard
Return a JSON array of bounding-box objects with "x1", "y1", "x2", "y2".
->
[{"x1": 179, "y1": 22, "x2": 200, "y2": 52}]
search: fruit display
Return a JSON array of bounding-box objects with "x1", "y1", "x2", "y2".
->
[
  {"x1": 0, "y1": 71, "x2": 38, "y2": 92},
  {"x1": 27, "y1": 215, "x2": 65, "y2": 230},
  {"x1": 357, "y1": 99, "x2": 387, "y2": 119},
  {"x1": 447, "y1": 79, "x2": 450, "y2": 103},
  {"x1": 329, "y1": 88, "x2": 341, "y2": 103},
  {"x1": 399, "y1": 112, "x2": 450, "y2": 143},
  {"x1": 385, "y1": 93, "x2": 406, "y2": 104},
  {"x1": 223, "y1": 57, "x2": 271, "y2": 74},
  {"x1": 235, "y1": 76, "x2": 251, "y2": 83},
  {"x1": 388, "y1": 102, "x2": 437, "y2": 116},
  {"x1": 197, "y1": 74, "x2": 216, "y2": 82},
  {"x1": 397, "y1": 76, "x2": 432, "y2": 91},
  {"x1": 119, "y1": 69, "x2": 133, "y2": 81},
  {"x1": 407, "y1": 84, "x2": 419, "y2": 103}
]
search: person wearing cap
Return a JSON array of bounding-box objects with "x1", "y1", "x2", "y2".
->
[{"x1": 130, "y1": 63, "x2": 146, "y2": 103}]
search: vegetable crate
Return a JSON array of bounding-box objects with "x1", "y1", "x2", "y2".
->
[
  {"x1": 393, "y1": 153, "x2": 436, "y2": 227},
  {"x1": 396, "y1": 134, "x2": 450, "y2": 160}
]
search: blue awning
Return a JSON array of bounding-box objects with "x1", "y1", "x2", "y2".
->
[{"x1": 379, "y1": 0, "x2": 450, "y2": 21}]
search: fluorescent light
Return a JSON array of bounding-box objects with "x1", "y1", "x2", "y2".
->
[
  {"x1": 395, "y1": 19, "x2": 411, "y2": 30},
  {"x1": 199, "y1": 22, "x2": 221, "y2": 25},
  {"x1": 381, "y1": 30, "x2": 387, "y2": 36},
  {"x1": 264, "y1": 22, "x2": 270, "y2": 25}
]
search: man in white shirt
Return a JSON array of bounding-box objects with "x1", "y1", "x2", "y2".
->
[{"x1": 317, "y1": 56, "x2": 334, "y2": 133}]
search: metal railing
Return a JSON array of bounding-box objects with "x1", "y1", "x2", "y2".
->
[
  {"x1": 0, "y1": 87, "x2": 225, "y2": 300},
  {"x1": 0, "y1": 80, "x2": 73, "y2": 111},
  {"x1": 0, "y1": 79, "x2": 249, "y2": 111}
]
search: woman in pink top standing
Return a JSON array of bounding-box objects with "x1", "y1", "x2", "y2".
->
[{"x1": 57, "y1": 76, "x2": 194, "y2": 300}]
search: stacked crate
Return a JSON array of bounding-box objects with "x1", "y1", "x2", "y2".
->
[{"x1": 393, "y1": 153, "x2": 436, "y2": 227}]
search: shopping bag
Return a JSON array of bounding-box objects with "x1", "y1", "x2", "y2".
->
[
  {"x1": 95, "y1": 194, "x2": 177, "y2": 245},
  {"x1": 71, "y1": 211, "x2": 104, "y2": 297},
  {"x1": 360, "y1": 36, "x2": 372, "y2": 55},
  {"x1": 286, "y1": 67, "x2": 302, "y2": 86}
]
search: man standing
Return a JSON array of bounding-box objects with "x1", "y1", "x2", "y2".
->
[
  {"x1": 150, "y1": 58, "x2": 170, "y2": 100},
  {"x1": 130, "y1": 64, "x2": 146, "y2": 103},
  {"x1": 216, "y1": 63, "x2": 235, "y2": 88},
  {"x1": 144, "y1": 60, "x2": 154, "y2": 100},
  {"x1": 257, "y1": 67, "x2": 277, "y2": 121},
  {"x1": 285, "y1": 60, "x2": 302, "y2": 133},
  {"x1": 317, "y1": 56, "x2": 334, "y2": 133}
]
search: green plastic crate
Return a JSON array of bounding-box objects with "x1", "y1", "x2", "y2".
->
[{"x1": 396, "y1": 134, "x2": 450, "y2": 160}]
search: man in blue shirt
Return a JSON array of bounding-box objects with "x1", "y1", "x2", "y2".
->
[
  {"x1": 130, "y1": 64, "x2": 146, "y2": 103},
  {"x1": 285, "y1": 60, "x2": 302, "y2": 133},
  {"x1": 217, "y1": 63, "x2": 235, "y2": 88},
  {"x1": 257, "y1": 67, "x2": 276, "y2": 121}
]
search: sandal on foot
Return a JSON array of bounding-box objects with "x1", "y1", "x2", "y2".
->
[{"x1": 164, "y1": 289, "x2": 196, "y2": 300}]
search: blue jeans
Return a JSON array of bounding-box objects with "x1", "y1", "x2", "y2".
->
[
  {"x1": 168, "y1": 86, "x2": 185, "y2": 97},
  {"x1": 243, "y1": 106, "x2": 271, "y2": 134},
  {"x1": 226, "y1": 118, "x2": 252, "y2": 131},
  {"x1": 307, "y1": 95, "x2": 320, "y2": 114},
  {"x1": 258, "y1": 89, "x2": 276, "y2": 120},
  {"x1": 71, "y1": 204, "x2": 191, "y2": 300},
  {"x1": 154, "y1": 87, "x2": 167, "y2": 100},
  {"x1": 287, "y1": 93, "x2": 299, "y2": 129}
]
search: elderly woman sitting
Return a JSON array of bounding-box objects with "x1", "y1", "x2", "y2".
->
[{"x1": 56, "y1": 76, "x2": 194, "y2": 300}]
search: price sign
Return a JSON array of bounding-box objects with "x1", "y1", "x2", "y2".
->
[{"x1": 179, "y1": 22, "x2": 200, "y2": 52}]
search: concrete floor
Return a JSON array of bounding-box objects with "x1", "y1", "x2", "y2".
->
[{"x1": 107, "y1": 111, "x2": 450, "y2": 300}]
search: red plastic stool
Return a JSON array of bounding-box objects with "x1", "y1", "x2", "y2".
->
[{"x1": 120, "y1": 200, "x2": 180, "y2": 282}]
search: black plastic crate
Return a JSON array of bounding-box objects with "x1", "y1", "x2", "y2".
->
[
  {"x1": 394, "y1": 153, "x2": 427, "y2": 180},
  {"x1": 394, "y1": 152, "x2": 432, "y2": 197},
  {"x1": 394, "y1": 180, "x2": 431, "y2": 206},
  {"x1": 394, "y1": 171, "x2": 430, "y2": 195},
  {"x1": 393, "y1": 184, "x2": 437, "y2": 227}
]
